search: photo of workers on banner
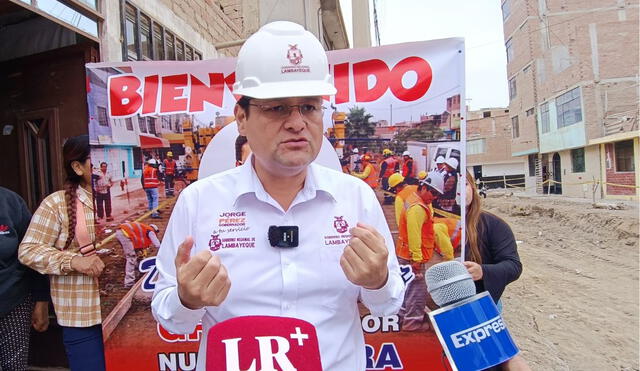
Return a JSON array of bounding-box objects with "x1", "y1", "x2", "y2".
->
[{"x1": 85, "y1": 33, "x2": 466, "y2": 371}]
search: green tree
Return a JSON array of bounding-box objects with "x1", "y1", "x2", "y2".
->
[
  {"x1": 389, "y1": 123, "x2": 445, "y2": 152},
  {"x1": 345, "y1": 106, "x2": 375, "y2": 138}
]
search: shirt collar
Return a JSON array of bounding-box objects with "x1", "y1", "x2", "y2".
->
[
  {"x1": 77, "y1": 186, "x2": 94, "y2": 210},
  {"x1": 231, "y1": 158, "x2": 338, "y2": 207}
]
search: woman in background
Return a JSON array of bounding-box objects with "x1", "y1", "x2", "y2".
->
[
  {"x1": 464, "y1": 170, "x2": 531, "y2": 371},
  {"x1": 0, "y1": 187, "x2": 50, "y2": 370},
  {"x1": 19, "y1": 135, "x2": 106, "y2": 371}
]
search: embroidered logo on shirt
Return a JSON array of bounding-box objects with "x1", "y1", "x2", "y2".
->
[
  {"x1": 209, "y1": 230, "x2": 256, "y2": 251},
  {"x1": 209, "y1": 232, "x2": 223, "y2": 251},
  {"x1": 0, "y1": 225, "x2": 10, "y2": 235},
  {"x1": 333, "y1": 216, "x2": 349, "y2": 234},
  {"x1": 324, "y1": 217, "x2": 351, "y2": 247}
]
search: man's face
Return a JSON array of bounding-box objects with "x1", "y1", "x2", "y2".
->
[
  {"x1": 100, "y1": 163, "x2": 107, "y2": 173},
  {"x1": 236, "y1": 96, "x2": 324, "y2": 175},
  {"x1": 418, "y1": 186, "x2": 436, "y2": 204}
]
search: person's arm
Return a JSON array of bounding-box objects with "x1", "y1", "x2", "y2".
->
[
  {"x1": 480, "y1": 213, "x2": 523, "y2": 301},
  {"x1": 378, "y1": 161, "x2": 387, "y2": 178},
  {"x1": 149, "y1": 231, "x2": 161, "y2": 249},
  {"x1": 406, "y1": 206, "x2": 426, "y2": 262},
  {"x1": 152, "y1": 191, "x2": 206, "y2": 334},
  {"x1": 394, "y1": 196, "x2": 403, "y2": 228},
  {"x1": 18, "y1": 197, "x2": 79, "y2": 275},
  {"x1": 358, "y1": 188, "x2": 405, "y2": 317},
  {"x1": 353, "y1": 164, "x2": 372, "y2": 179}
]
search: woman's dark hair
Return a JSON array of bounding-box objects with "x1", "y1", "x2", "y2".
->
[
  {"x1": 62, "y1": 134, "x2": 90, "y2": 249},
  {"x1": 235, "y1": 135, "x2": 248, "y2": 162}
]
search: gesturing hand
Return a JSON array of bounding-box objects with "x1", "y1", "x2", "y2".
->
[
  {"x1": 340, "y1": 223, "x2": 389, "y2": 290},
  {"x1": 175, "y1": 236, "x2": 231, "y2": 310},
  {"x1": 71, "y1": 255, "x2": 105, "y2": 276}
]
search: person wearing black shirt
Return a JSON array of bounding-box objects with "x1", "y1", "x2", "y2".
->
[
  {"x1": 463, "y1": 172, "x2": 530, "y2": 371},
  {"x1": 0, "y1": 187, "x2": 50, "y2": 370}
]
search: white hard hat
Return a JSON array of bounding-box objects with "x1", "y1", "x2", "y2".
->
[
  {"x1": 233, "y1": 21, "x2": 337, "y2": 99},
  {"x1": 402, "y1": 151, "x2": 411, "y2": 157},
  {"x1": 445, "y1": 157, "x2": 459, "y2": 169},
  {"x1": 435, "y1": 156, "x2": 445, "y2": 164},
  {"x1": 420, "y1": 170, "x2": 445, "y2": 194},
  {"x1": 149, "y1": 224, "x2": 159, "y2": 233},
  {"x1": 147, "y1": 158, "x2": 158, "y2": 165},
  {"x1": 352, "y1": 148, "x2": 359, "y2": 153}
]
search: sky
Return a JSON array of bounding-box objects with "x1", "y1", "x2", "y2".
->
[{"x1": 372, "y1": 0, "x2": 509, "y2": 111}]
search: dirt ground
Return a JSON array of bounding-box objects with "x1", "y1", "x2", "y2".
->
[{"x1": 482, "y1": 192, "x2": 639, "y2": 371}]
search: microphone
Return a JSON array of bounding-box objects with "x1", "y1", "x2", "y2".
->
[
  {"x1": 206, "y1": 316, "x2": 322, "y2": 371},
  {"x1": 425, "y1": 261, "x2": 519, "y2": 371}
]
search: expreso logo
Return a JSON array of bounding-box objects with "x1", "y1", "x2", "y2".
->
[{"x1": 450, "y1": 315, "x2": 506, "y2": 349}]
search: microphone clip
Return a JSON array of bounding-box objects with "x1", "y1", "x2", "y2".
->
[{"x1": 268, "y1": 226, "x2": 299, "y2": 248}]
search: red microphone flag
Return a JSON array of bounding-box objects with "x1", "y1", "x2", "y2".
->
[{"x1": 206, "y1": 316, "x2": 323, "y2": 371}]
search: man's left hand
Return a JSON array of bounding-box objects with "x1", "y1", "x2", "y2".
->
[{"x1": 340, "y1": 223, "x2": 389, "y2": 290}]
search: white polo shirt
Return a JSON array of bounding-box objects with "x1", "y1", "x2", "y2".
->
[{"x1": 151, "y1": 161, "x2": 405, "y2": 371}]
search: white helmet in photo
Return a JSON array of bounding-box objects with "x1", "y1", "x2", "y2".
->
[
  {"x1": 435, "y1": 156, "x2": 446, "y2": 164},
  {"x1": 233, "y1": 21, "x2": 337, "y2": 99},
  {"x1": 147, "y1": 158, "x2": 159, "y2": 165},
  {"x1": 445, "y1": 157, "x2": 459, "y2": 170},
  {"x1": 402, "y1": 150, "x2": 411, "y2": 157},
  {"x1": 352, "y1": 148, "x2": 359, "y2": 153},
  {"x1": 420, "y1": 170, "x2": 445, "y2": 194}
]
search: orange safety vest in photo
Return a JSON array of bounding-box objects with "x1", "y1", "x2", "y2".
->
[
  {"x1": 143, "y1": 166, "x2": 160, "y2": 188},
  {"x1": 383, "y1": 157, "x2": 398, "y2": 178},
  {"x1": 402, "y1": 159, "x2": 414, "y2": 178},
  {"x1": 163, "y1": 159, "x2": 176, "y2": 175},
  {"x1": 363, "y1": 163, "x2": 379, "y2": 188},
  {"x1": 397, "y1": 193, "x2": 435, "y2": 263},
  {"x1": 120, "y1": 222, "x2": 155, "y2": 250}
]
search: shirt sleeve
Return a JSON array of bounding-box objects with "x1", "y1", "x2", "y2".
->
[
  {"x1": 359, "y1": 188, "x2": 405, "y2": 317},
  {"x1": 394, "y1": 197, "x2": 403, "y2": 228},
  {"x1": 18, "y1": 196, "x2": 78, "y2": 275},
  {"x1": 149, "y1": 232, "x2": 162, "y2": 249},
  {"x1": 151, "y1": 191, "x2": 206, "y2": 334},
  {"x1": 353, "y1": 164, "x2": 372, "y2": 180},
  {"x1": 480, "y1": 214, "x2": 523, "y2": 302},
  {"x1": 406, "y1": 205, "x2": 426, "y2": 262}
]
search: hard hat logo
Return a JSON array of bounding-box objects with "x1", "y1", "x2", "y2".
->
[{"x1": 287, "y1": 44, "x2": 303, "y2": 65}]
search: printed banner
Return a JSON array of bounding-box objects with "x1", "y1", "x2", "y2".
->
[{"x1": 86, "y1": 37, "x2": 465, "y2": 371}]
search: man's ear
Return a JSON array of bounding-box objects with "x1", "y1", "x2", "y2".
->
[{"x1": 235, "y1": 104, "x2": 247, "y2": 135}]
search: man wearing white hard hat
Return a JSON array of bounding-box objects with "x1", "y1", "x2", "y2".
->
[
  {"x1": 435, "y1": 156, "x2": 459, "y2": 212},
  {"x1": 151, "y1": 21, "x2": 404, "y2": 371}
]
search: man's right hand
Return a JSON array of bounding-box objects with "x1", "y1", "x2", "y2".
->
[
  {"x1": 71, "y1": 255, "x2": 105, "y2": 276},
  {"x1": 175, "y1": 236, "x2": 231, "y2": 310}
]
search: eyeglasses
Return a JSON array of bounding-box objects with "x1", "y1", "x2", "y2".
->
[{"x1": 248, "y1": 102, "x2": 326, "y2": 121}]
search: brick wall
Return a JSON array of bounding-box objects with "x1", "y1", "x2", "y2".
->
[{"x1": 604, "y1": 143, "x2": 637, "y2": 195}]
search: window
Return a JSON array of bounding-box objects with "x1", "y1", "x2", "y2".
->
[
  {"x1": 501, "y1": 0, "x2": 510, "y2": 20},
  {"x1": 176, "y1": 39, "x2": 185, "y2": 61},
  {"x1": 121, "y1": 2, "x2": 201, "y2": 61},
  {"x1": 125, "y1": 4, "x2": 138, "y2": 60},
  {"x1": 467, "y1": 139, "x2": 486, "y2": 155},
  {"x1": 540, "y1": 102, "x2": 550, "y2": 133},
  {"x1": 528, "y1": 154, "x2": 537, "y2": 176},
  {"x1": 133, "y1": 148, "x2": 142, "y2": 170},
  {"x1": 125, "y1": 118, "x2": 134, "y2": 131},
  {"x1": 97, "y1": 107, "x2": 109, "y2": 126},
  {"x1": 556, "y1": 87, "x2": 582, "y2": 128},
  {"x1": 147, "y1": 117, "x2": 157, "y2": 135},
  {"x1": 511, "y1": 116, "x2": 519, "y2": 138},
  {"x1": 615, "y1": 140, "x2": 635, "y2": 172},
  {"x1": 140, "y1": 14, "x2": 152, "y2": 59},
  {"x1": 483, "y1": 111, "x2": 491, "y2": 118},
  {"x1": 509, "y1": 77, "x2": 517, "y2": 100},
  {"x1": 571, "y1": 148, "x2": 585, "y2": 173},
  {"x1": 138, "y1": 117, "x2": 147, "y2": 133},
  {"x1": 166, "y1": 32, "x2": 175, "y2": 60},
  {"x1": 506, "y1": 38, "x2": 514, "y2": 63},
  {"x1": 526, "y1": 108, "x2": 534, "y2": 116},
  {"x1": 152, "y1": 23, "x2": 164, "y2": 60}
]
